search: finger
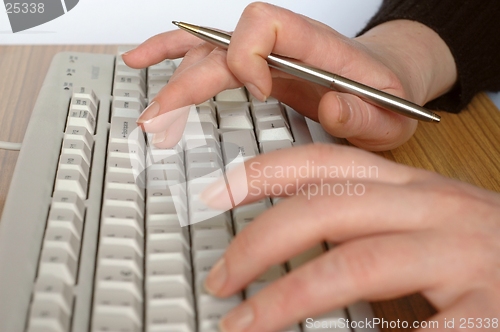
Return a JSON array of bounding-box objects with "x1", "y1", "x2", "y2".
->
[
  {"x1": 416, "y1": 289, "x2": 500, "y2": 332},
  {"x1": 139, "y1": 102, "x2": 191, "y2": 134},
  {"x1": 200, "y1": 143, "x2": 429, "y2": 210},
  {"x1": 146, "y1": 105, "x2": 191, "y2": 148},
  {"x1": 205, "y1": 185, "x2": 439, "y2": 297},
  {"x1": 227, "y1": 3, "x2": 351, "y2": 99},
  {"x1": 172, "y1": 41, "x2": 215, "y2": 75},
  {"x1": 218, "y1": 232, "x2": 446, "y2": 332},
  {"x1": 318, "y1": 91, "x2": 418, "y2": 151},
  {"x1": 137, "y1": 47, "x2": 242, "y2": 127},
  {"x1": 122, "y1": 29, "x2": 201, "y2": 68}
]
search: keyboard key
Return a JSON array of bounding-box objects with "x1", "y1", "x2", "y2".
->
[
  {"x1": 98, "y1": 244, "x2": 144, "y2": 278},
  {"x1": 101, "y1": 213, "x2": 144, "y2": 237},
  {"x1": 251, "y1": 103, "x2": 287, "y2": 123},
  {"x1": 28, "y1": 300, "x2": 71, "y2": 332},
  {"x1": 147, "y1": 227, "x2": 190, "y2": 253},
  {"x1": 107, "y1": 151, "x2": 145, "y2": 173},
  {"x1": 148, "y1": 59, "x2": 176, "y2": 73},
  {"x1": 192, "y1": 228, "x2": 232, "y2": 252},
  {"x1": 249, "y1": 95, "x2": 279, "y2": 107},
  {"x1": 186, "y1": 150, "x2": 223, "y2": 171},
  {"x1": 115, "y1": 74, "x2": 145, "y2": 88},
  {"x1": 146, "y1": 281, "x2": 195, "y2": 316},
  {"x1": 221, "y1": 129, "x2": 259, "y2": 162},
  {"x1": 113, "y1": 82, "x2": 146, "y2": 100},
  {"x1": 92, "y1": 312, "x2": 141, "y2": 332},
  {"x1": 109, "y1": 108, "x2": 146, "y2": 148},
  {"x1": 108, "y1": 141, "x2": 145, "y2": 157},
  {"x1": 70, "y1": 96, "x2": 98, "y2": 120},
  {"x1": 111, "y1": 98, "x2": 144, "y2": 117},
  {"x1": 54, "y1": 169, "x2": 88, "y2": 199},
  {"x1": 106, "y1": 167, "x2": 146, "y2": 189},
  {"x1": 63, "y1": 126, "x2": 94, "y2": 151},
  {"x1": 147, "y1": 239, "x2": 190, "y2": 264},
  {"x1": 61, "y1": 139, "x2": 92, "y2": 165},
  {"x1": 104, "y1": 181, "x2": 145, "y2": 201},
  {"x1": 146, "y1": 306, "x2": 195, "y2": 332},
  {"x1": 58, "y1": 153, "x2": 90, "y2": 180},
  {"x1": 103, "y1": 188, "x2": 145, "y2": 217},
  {"x1": 191, "y1": 213, "x2": 232, "y2": 232},
  {"x1": 217, "y1": 102, "x2": 253, "y2": 130},
  {"x1": 44, "y1": 227, "x2": 81, "y2": 261},
  {"x1": 95, "y1": 265, "x2": 143, "y2": 300},
  {"x1": 93, "y1": 288, "x2": 143, "y2": 326},
  {"x1": 33, "y1": 276, "x2": 74, "y2": 315},
  {"x1": 71, "y1": 86, "x2": 99, "y2": 110},
  {"x1": 47, "y1": 208, "x2": 84, "y2": 240},
  {"x1": 38, "y1": 247, "x2": 78, "y2": 285},
  {"x1": 147, "y1": 163, "x2": 186, "y2": 184},
  {"x1": 147, "y1": 257, "x2": 192, "y2": 287},
  {"x1": 188, "y1": 105, "x2": 218, "y2": 127},
  {"x1": 51, "y1": 191, "x2": 85, "y2": 221},
  {"x1": 215, "y1": 87, "x2": 248, "y2": 102},
  {"x1": 67, "y1": 107, "x2": 96, "y2": 135},
  {"x1": 100, "y1": 227, "x2": 144, "y2": 259},
  {"x1": 183, "y1": 122, "x2": 219, "y2": 144},
  {"x1": 256, "y1": 119, "x2": 293, "y2": 142},
  {"x1": 261, "y1": 139, "x2": 293, "y2": 153},
  {"x1": 193, "y1": 249, "x2": 225, "y2": 275}
]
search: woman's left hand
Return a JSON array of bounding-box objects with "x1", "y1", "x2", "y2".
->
[{"x1": 199, "y1": 143, "x2": 500, "y2": 332}]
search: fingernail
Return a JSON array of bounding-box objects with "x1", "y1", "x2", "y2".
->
[
  {"x1": 337, "y1": 95, "x2": 352, "y2": 124},
  {"x1": 151, "y1": 132, "x2": 166, "y2": 144},
  {"x1": 220, "y1": 303, "x2": 254, "y2": 332},
  {"x1": 137, "y1": 101, "x2": 161, "y2": 124},
  {"x1": 245, "y1": 83, "x2": 267, "y2": 102},
  {"x1": 121, "y1": 48, "x2": 134, "y2": 58},
  {"x1": 204, "y1": 257, "x2": 227, "y2": 295}
]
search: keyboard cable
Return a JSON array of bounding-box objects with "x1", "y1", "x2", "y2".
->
[{"x1": 0, "y1": 141, "x2": 23, "y2": 151}]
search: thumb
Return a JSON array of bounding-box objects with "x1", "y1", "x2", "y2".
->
[{"x1": 318, "y1": 91, "x2": 418, "y2": 151}]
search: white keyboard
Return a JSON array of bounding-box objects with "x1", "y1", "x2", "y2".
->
[{"x1": 0, "y1": 49, "x2": 379, "y2": 332}]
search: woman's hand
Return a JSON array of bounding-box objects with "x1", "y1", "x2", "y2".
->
[
  {"x1": 123, "y1": 2, "x2": 456, "y2": 150},
  {"x1": 199, "y1": 143, "x2": 500, "y2": 332}
]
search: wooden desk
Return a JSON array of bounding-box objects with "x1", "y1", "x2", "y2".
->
[{"x1": 1, "y1": 46, "x2": 499, "y2": 331}]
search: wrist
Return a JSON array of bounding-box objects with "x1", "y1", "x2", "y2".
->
[{"x1": 355, "y1": 19, "x2": 457, "y2": 105}]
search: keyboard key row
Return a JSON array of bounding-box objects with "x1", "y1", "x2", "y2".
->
[{"x1": 29, "y1": 87, "x2": 99, "y2": 332}]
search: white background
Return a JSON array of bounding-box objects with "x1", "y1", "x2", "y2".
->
[{"x1": 0, "y1": 0, "x2": 382, "y2": 44}]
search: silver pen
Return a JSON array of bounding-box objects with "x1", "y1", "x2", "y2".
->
[{"x1": 173, "y1": 21, "x2": 440, "y2": 123}]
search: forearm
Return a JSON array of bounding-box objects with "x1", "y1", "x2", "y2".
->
[{"x1": 355, "y1": 19, "x2": 457, "y2": 106}]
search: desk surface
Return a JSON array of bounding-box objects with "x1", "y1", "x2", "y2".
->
[{"x1": 1, "y1": 45, "x2": 500, "y2": 331}]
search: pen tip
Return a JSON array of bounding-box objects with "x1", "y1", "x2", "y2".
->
[{"x1": 172, "y1": 21, "x2": 180, "y2": 26}]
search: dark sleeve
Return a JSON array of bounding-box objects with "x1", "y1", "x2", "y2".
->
[{"x1": 358, "y1": 0, "x2": 500, "y2": 113}]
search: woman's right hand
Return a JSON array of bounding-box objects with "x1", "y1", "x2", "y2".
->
[{"x1": 123, "y1": 2, "x2": 456, "y2": 150}]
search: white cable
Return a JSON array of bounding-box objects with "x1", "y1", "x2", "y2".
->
[{"x1": 0, "y1": 141, "x2": 22, "y2": 151}]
